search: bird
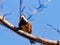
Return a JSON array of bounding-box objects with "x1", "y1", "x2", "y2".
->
[{"x1": 18, "y1": 15, "x2": 35, "y2": 44}]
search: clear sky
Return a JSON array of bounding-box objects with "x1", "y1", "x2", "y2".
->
[{"x1": 0, "y1": 0, "x2": 60, "y2": 45}]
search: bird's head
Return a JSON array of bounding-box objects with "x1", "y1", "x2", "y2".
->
[{"x1": 20, "y1": 15, "x2": 28, "y2": 23}]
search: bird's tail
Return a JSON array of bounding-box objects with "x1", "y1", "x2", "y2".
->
[{"x1": 29, "y1": 40, "x2": 35, "y2": 44}]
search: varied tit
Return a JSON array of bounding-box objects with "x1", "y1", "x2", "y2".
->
[{"x1": 18, "y1": 15, "x2": 35, "y2": 44}]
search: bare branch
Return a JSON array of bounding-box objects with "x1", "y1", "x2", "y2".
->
[
  {"x1": 0, "y1": 15, "x2": 60, "y2": 45},
  {"x1": 33, "y1": 0, "x2": 51, "y2": 13},
  {"x1": 27, "y1": 0, "x2": 52, "y2": 20}
]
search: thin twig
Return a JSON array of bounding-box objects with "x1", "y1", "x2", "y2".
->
[{"x1": 47, "y1": 24, "x2": 60, "y2": 34}]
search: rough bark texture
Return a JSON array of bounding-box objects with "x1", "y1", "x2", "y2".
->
[{"x1": 0, "y1": 15, "x2": 60, "y2": 45}]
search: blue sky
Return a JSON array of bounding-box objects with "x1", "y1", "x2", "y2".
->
[{"x1": 0, "y1": 0, "x2": 60, "y2": 45}]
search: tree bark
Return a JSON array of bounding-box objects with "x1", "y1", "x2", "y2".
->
[{"x1": 0, "y1": 15, "x2": 60, "y2": 45}]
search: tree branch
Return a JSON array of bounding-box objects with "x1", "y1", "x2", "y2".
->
[{"x1": 0, "y1": 15, "x2": 60, "y2": 45}]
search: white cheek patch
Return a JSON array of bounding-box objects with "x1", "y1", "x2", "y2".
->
[
  {"x1": 23, "y1": 16, "x2": 28, "y2": 22},
  {"x1": 21, "y1": 15, "x2": 28, "y2": 22}
]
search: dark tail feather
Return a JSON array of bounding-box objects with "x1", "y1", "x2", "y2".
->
[{"x1": 30, "y1": 40, "x2": 35, "y2": 44}]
